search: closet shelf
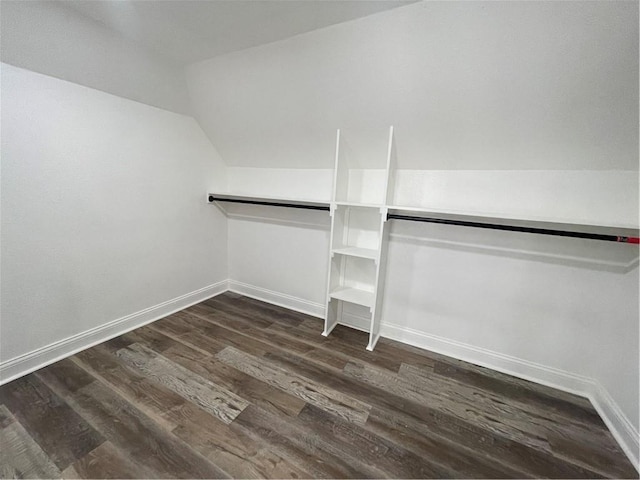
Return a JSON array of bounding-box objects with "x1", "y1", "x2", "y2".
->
[
  {"x1": 208, "y1": 193, "x2": 330, "y2": 211},
  {"x1": 334, "y1": 201, "x2": 385, "y2": 209},
  {"x1": 329, "y1": 287, "x2": 374, "y2": 308},
  {"x1": 206, "y1": 194, "x2": 638, "y2": 241},
  {"x1": 332, "y1": 246, "x2": 378, "y2": 260},
  {"x1": 387, "y1": 207, "x2": 640, "y2": 242}
]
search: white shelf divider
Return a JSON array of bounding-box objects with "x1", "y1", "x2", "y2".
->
[{"x1": 323, "y1": 126, "x2": 393, "y2": 351}]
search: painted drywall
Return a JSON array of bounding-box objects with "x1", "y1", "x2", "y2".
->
[
  {"x1": 0, "y1": 1, "x2": 190, "y2": 114},
  {"x1": 187, "y1": 1, "x2": 638, "y2": 171},
  {"x1": 227, "y1": 166, "x2": 639, "y2": 229},
  {"x1": 0, "y1": 63, "x2": 228, "y2": 364},
  {"x1": 227, "y1": 207, "x2": 330, "y2": 309},
  {"x1": 227, "y1": 167, "x2": 334, "y2": 202}
]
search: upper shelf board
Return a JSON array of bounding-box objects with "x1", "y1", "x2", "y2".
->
[
  {"x1": 208, "y1": 193, "x2": 329, "y2": 211},
  {"x1": 388, "y1": 206, "x2": 640, "y2": 237},
  {"x1": 207, "y1": 193, "x2": 639, "y2": 239}
]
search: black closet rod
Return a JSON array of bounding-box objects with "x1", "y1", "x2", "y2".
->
[
  {"x1": 208, "y1": 195, "x2": 330, "y2": 211},
  {"x1": 388, "y1": 213, "x2": 640, "y2": 244},
  {"x1": 208, "y1": 196, "x2": 638, "y2": 244}
]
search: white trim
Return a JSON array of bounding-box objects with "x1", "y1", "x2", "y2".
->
[
  {"x1": 227, "y1": 280, "x2": 325, "y2": 318},
  {"x1": 588, "y1": 382, "x2": 640, "y2": 472},
  {"x1": 0, "y1": 281, "x2": 229, "y2": 385},
  {"x1": 380, "y1": 321, "x2": 639, "y2": 473},
  {"x1": 380, "y1": 322, "x2": 593, "y2": 395}
]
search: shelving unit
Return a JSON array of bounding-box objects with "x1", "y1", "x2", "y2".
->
[
  {"x1": 323, "y1": 127, "x2": 395, "y2": 350},
  {"x1": 208, "y1": 126, "x2": 639, "y2": 352}
]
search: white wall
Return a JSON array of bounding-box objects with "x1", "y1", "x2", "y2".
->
[
  {"x1": 226, "y1": 167, "x2": 638, "y2": 229},
  {"x1": 0, "y1": 64, "x2": 228, "y2": 368},
  {"x1": 0, "y1": 1, "x2": 190, "y2": 114},
  {"x1": 227, "y1": 207, "x2": 330, "y2": 313},
  {"x1": 188, "y1": 1, "x2": 638, "y2": 171}
]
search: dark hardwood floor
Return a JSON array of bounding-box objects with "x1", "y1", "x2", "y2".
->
[{"x1": 1, "y1": 292, "x2": 637, "y2": 479}]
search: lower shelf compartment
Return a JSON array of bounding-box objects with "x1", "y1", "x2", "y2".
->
[{"x1": 329, "y1": 287, "x2": 374, "y2": 308}]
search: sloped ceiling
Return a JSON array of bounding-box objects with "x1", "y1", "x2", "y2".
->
[
  {"x1": 8, "y1": 0, "x2": 636, "y2": 172},
  {"x1": 62, "y1": 0, "x2": 416, "y2": 65},
  {"x1": 185, "y1": 1, "x2": 639, "y2": 170}
]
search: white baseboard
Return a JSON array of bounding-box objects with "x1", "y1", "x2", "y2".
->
[
  {"x1": 380, "y1": 321, "x2": 639, "y2": 473},
  {"x1": 588, "y1": 382, "x2": 640, "y2": 472},
  {"x1": 0, "y1": 280, "x2": 228, "y2": 386},
  {"x1": 227, "y1": 280, "x2": 325, "y2": 318},
  {"x1": 380, "y1": 322, "x2": 594, "y2": 396}
]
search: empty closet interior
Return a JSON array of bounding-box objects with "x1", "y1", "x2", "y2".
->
[{"x1": 1, "y1": 0, "x2": 638, "y2": 475}]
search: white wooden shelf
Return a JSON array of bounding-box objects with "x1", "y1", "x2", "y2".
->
[
  {"x1": 334, "y1": 201, "x2": 385, "y2": 209},
  {"x1": 388, "y1": 206, "x2": 640, "y2": 239},
  {"x1": 332, "y1": 246, "x2": 378, "y2": 260},
  {"x1": 207, "y1": 193, "x2": 638, "y2": 235},
  {"x1": 388, "y1": 206, "x2": 640, "y2": 235},
  {"x1": 329, "y1": 287, "x2": 374, "y2": 308},
  {"x1": 207, "y1": 194, "x2": 638, "y2": 236}
]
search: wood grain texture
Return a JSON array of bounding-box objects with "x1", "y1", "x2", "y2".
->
[
  {"x1": 36, "y1": 361, "x2": 229, "y2": 479},
  {"x1": 231, "y1": 404, "x2": 373, "y2": 478},
  {"x1": 116, "y1": 343, "x2": 249, "y2": 424},
  {"x1": 0, "y1": 405, "x2": 62, "y2": 479},
  {"x1": 0, "y1": 374, "x2": 104, "y2": 471},
  {"x1": 260, "y1": 349, "x2": 607, "y2": 478},
  {"x1": 162, "y1": 344, "x2": 307, "y2": 418},
  {"x1": 406, "y1": 362, "x2": 602, "y2": 427},
  {"x1": 296, "y1": 403, "x2": 456, "y2": 478},
  {"x1": 60, "y1": 441, "x2": 152, "y2": 479},
  {"x1": 79, "y1": 343, "x2": 298, "y2": 478},
  {"x1": 217, "y1": 346, "x2": 371, "y2": 425},
  {"x1": 72, "y1": 346, "x2": 187, "y2": 431},
  {"x1": 0, "y1": 291, "x2": 636, "y2": 479}
]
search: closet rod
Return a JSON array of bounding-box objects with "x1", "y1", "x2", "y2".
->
[
  {"x1": 387, "y1": 213, "x2": 640, "y2": 244},
  {"x1": 208, "y1": 195, "x2": 330, "y2": 211},
  {"x1": 208, "y1": 196, "x2": 638, "y2": 243}
]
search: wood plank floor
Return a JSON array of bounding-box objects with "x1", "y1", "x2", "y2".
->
[{"x1": 1, "y1": 292, "x2": 637, "y2": 479}]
